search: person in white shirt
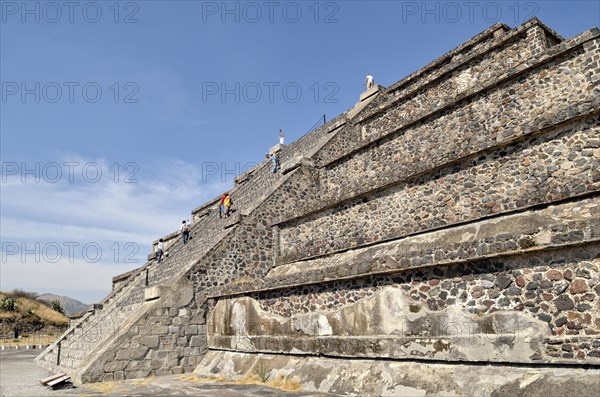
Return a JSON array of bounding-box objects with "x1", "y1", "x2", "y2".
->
[
  {"x1": 365, "y1": 73, "x2": 374, "y2": 89},
  {"x1": 157, "y1": 239, "x2": 164, "y2": 263},
  {"x1": 180, "y1": 220, "x2": 189, "y2": 245}
]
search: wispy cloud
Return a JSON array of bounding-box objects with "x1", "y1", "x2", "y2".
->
[
  {"x1": 0, "y1": 257, "x2": 134, "y2": 305},
  {"x1": 0, "y1": 156, "x2": 226, "y2": 303}
]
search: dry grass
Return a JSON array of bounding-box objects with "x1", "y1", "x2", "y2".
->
[
  {"x1": 18, "y1": 297, "x2": 68, "y2": 324},
  {"x1": 0, "y1": 291, "x2": 68, "y2": 347},
  {"x1": 84, "y1": 374, "x2": 301, "y2": 395},
  {"x1": 185, "y1": 372, "x2": 302, "y2": 392},
  {"x1": 266, "y1": 375, "x2": 302, "y2": 392},
  {"x1": 179, "y1": 375, "x2": 226, "y2": 383},
  {"x1": 0, "y1": 291, "x2": 69, "y2": 325},
  {"x1": 232, "y1": 374, "x2": 302, "y2": 392},
  {"x1": 233, "y1": 374, "x2": 264, "y2": 385},
  {"x1": 131, "y1": 376, "x2": 156, "y2": 386}
]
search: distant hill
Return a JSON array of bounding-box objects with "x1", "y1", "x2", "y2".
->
[{"x1": 37, "y1": 293, "x2": 90, "y2": 316}]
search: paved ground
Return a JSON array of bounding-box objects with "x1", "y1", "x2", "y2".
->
[{"x1": 0, "y1": 350, "x2": 337, "y2": 396}]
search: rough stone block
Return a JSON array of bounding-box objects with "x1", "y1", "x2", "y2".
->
[
  {"x1": 130, "y1": 347, "x2": 149, "y2": 360},
  {"x1": 190, "y1": 335, "x2": 205, "y2": 347},
  {"x1": 125, "y1": 369, "x2": 151, "y2": 380},
  {"x1": 140, "y1": 325, "x2": 153, "y2": 335},
  {"x1": 141, "y1": 336, "x2": 159, "y2": 348},
  {"x1": 190, "y1": 314, "x2": 206, "y2": 325},
  {"x1": 151, "y1": 359, "x2": 163, "y2": 370},
  {"x1": 144, "y1": 286, "x2": 166, "y2": 301},
  {"x1": 103, "y1": 360, "x2": 127, "y2": 373},
  {"x1": 115, "y1": 349, "x2": 130, "y2": 360},
  {"x1": 152, "y1": 325, "x2": 169, "y2": 335},
  {"x1": 185, "y1": 325, "x2": 198, "y2": 335},
  {"x1": 125, "y1": 361, "x2": 139, "y2": 371},
  {"x1": 154, "y1": 369, "x2": 172, "y2": 377},
  {"x1": 139, "y1": 360, "x2": 153, "y2": 370}
]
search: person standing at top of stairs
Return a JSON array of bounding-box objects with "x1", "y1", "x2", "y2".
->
[{"x1": 365, "y1": 73, "x2": 374, "y2": 89}]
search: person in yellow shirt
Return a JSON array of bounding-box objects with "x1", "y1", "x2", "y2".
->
[{"x1": 223, "y1": 193, "x2": 232, "y2": 217}]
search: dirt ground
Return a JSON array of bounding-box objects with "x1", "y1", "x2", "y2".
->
[{"x1": 0, "y1": 350, "x2": 339, "y2": 397}]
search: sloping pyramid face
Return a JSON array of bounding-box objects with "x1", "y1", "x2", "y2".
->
[{"x1": 37, "y1": 18, "x2": 600, "y2": 392}]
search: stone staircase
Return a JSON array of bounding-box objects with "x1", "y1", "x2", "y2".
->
[
  {"x1": 35, "y1": 205, "x2": 226, "y2": 373},
  {"x1": 35, "y1": 90, "x2": 379, "y2": 378}
]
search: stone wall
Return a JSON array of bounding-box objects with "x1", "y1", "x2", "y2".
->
[
  {"x1": 72, "y1": 279, "x2": 207, "y2": 383},
  {"x1": 209, "y1": 246, "x2": 600, "y2": 363},
  {"x1": 278, "y1": 114, "x2": 599, "y2": 262},
  {"x1": 273, "y1": 23, "x2": 599, "y2": 263},
  {"x1": 202, "y1": 18, "x2": 600, "y2": 383},
  {"x1": 318, "y1": 40, "x2": 597, "y2": 202},
  {"x1": 313, "y1": 19, "x2": 572, "y2": 166},
  {"x1": 36, "y1": 274, "x2": 147, "y2": 372},
  {"x1": 208, "y1": 197, "x2": 600, "y2": 364},
  {"x1": 214, "y1": 196, "x2": 600, "y2": 295},
  {"x1": 276, "y1": 45, "x2": 598, "y2": 235}
]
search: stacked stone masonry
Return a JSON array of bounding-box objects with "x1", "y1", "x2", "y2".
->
[
  {"x1": 36, "y1": 18, "x2": 600, "y2": 388},
  {"x1": 280, "y1": 30, "x2": 598, "y2": 222},
  {"x1": 209, "y1": 244, "x2": 600, "y2": 362},
  {"x1": 215, "y1": 197, "x2": 600, "y2": 296},
  {"x1": 321, "y1": 44, "x2": 597, "y2": 200},
  {"x1": 279, "y1": 114, "x2": 599, "y2": 262},
  {"x1": 205, "y1": 18, "x2": 599, "y2": 368},
  {"x1": 208, "y1": 197, "x2": 600, "y2": 364}
]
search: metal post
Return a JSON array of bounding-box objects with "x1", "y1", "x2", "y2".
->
[{"x1": 56, "y1": 341, "x2": 61, "y2": 366}]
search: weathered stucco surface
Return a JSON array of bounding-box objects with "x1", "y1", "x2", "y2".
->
[
  {"x1": 196, "y1": 351, "x2": 600, "y2": 397},
  {"x1": 209, "y1": 286, "x2": 553, "y2": 363}
]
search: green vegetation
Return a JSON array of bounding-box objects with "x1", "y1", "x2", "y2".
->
[
  {"x1": 254, "y1": 360, "x2": 271, "y2": 383},
  {"x1": 0, "y1": 296, "x2": 18, "y2": 311},
  {"x1": 51, "y1": 300, "x2": 65, "y2": 315}
]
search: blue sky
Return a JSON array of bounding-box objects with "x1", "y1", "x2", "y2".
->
[{"x1": 1, "y1": 0, "x2": 599, "y2": 304}]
